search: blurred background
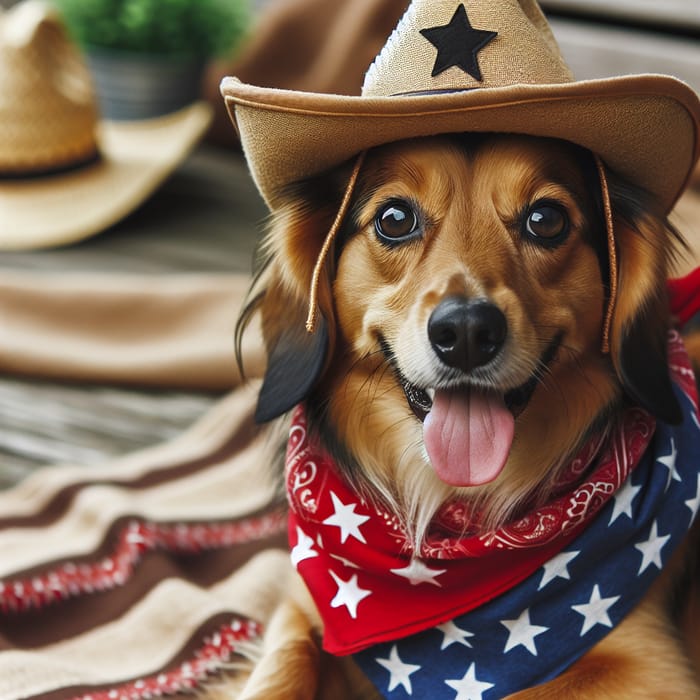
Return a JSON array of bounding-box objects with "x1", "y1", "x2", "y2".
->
[
  {"x1": 0, "y1": 0, "x2": 698, "y2": 481},
  {"x1": 543, "y1": 1, "x2": 699, "y2": 95},
  {"x1": 1, "y1": 0, "x2": 698, "y2": 85}
]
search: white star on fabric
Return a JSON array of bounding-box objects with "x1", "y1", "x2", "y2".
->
[
  {"x1": 538, "y1": 550, "x2": 579, "y2": 590},
  {"x1": 290, "y1": 526, "x2": 319, "y2": 568},
  {"x1": 444, "y1": 663, "x2": 495, "y2": 700},
  {"x1": 657, "y1": 437, "x2": 680, "y2": 490},
  {"x1": 572, "y1": 584, "x2": 620, "y2": 636},
  {"x1": 390, "y1": 558, "x2": 446, "y2": 586},
  {"x1": 437, "y1": 620, "x2": 474, "y2": 649},
  {"x1": 609, "y1": 479, "x2": 642, "y2": 525},
  {"x1": 329, "y1": 570, "x2": 372, "y2": 619},
  {"x1": 323, "y1": 491, "x2": 370, "y2": 544},
  {"x1": 375, "y1": 644, "x2": 421, "y2": 694},
  {"x1": 501, "y1": 608, "x2": 549, "y2": 656},
  {"x1": 692, "y1": 408, "x2": 700, "y2": 432},
  {"x1": 635, "y1": 521, "x2": 670, "y2": 574},
  {"x1": 685, "y1": 474, "x2": 700, "y2": 520}
]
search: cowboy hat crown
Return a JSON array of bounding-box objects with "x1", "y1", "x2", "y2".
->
[{"x1": 363, "y1": 0, "x2": 572, "y2": 96}]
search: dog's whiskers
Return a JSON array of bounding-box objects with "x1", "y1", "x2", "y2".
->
[{"x1": 341, "y1": 349, "x2": 390, "y2": 416}]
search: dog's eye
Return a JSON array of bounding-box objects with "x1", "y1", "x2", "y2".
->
[
  {"x1": 375, "y1": 201, "x2": 419, "y2": 243},
  {"x1": 524, "y1": 202, "x2": 569, "y2": 243}
]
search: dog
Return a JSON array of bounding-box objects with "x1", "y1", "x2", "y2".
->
[{"x1": 233, "y1": 133, "x2": 700, "y2": 699}]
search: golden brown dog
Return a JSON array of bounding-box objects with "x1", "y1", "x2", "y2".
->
[{"x1": 236, "y1": 134, "x2": 700, "y2": 698}]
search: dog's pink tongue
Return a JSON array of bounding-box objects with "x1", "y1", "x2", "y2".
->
[{"x1": 424, "y1": 389, "x2": 514, "y2": 486}]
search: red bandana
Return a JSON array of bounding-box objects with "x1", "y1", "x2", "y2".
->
[
  {"x1": 287, "y1": 411, "x2": 658, "y2": 655},
  {"x1": 669, "y1": 267, "x2": 700, "y2": 327},
  {"x1": 286, "y1": 276, "x2": 700, "y2": 656}
]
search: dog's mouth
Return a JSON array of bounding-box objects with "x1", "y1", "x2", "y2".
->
[{"x1": 381, "y1": 334, "x2": 562, "y2": 488}]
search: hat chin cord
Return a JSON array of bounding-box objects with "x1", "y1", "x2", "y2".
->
[
  {"x1": 305, "y1": 150, "x2": 617, "y2": 356},
  {"x1": 305, "y1": 150, "x2": 367, "y2": 333},
  {"x1": 595, "y1": 156, "x2": 618, "y2": 355}
]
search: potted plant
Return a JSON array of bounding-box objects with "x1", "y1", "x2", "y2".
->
[{"x1": 53, "y1": 0, "x2": 250, "y2": 119}]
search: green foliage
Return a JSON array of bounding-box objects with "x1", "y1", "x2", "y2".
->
[{"x1": 53, "y1": 0, "x2": 250, "y2": 57}]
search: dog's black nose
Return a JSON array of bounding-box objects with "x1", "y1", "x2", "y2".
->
[{"x1": 428, "y1": 296, "x2": 507, "y2": 372}]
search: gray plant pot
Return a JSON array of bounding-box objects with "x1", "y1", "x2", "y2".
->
[{"x1": 86, "y1": 48, "x2": 206, "y2": 121}]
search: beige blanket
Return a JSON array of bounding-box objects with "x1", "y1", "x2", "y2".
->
[{"x1": 0, "y1": 271, "x2": 302, "y2": 700}]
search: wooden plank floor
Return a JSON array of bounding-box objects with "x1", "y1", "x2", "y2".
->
[{"x1": 0, "y1": 145, "x2": 266, "y2": 485}]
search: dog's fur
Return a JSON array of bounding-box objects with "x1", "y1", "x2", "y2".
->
[{"x1": 235, "y1": 134, "x2": 700, "y2": 698}]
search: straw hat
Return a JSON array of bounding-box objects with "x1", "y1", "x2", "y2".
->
[
  {"x1": 0, "y1": 1, "x2": 212, "y2": 250},
  {"x1": 221, "y1": 0, "x2": 700, "y2": 212}
]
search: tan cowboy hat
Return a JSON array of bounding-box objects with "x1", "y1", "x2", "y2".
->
[
  {"x1": 0, "y1": 1, "x2": 212, "y2": 250},
  {"x1": 221, "y1": 0, "x2": 700, "y2": 213}
]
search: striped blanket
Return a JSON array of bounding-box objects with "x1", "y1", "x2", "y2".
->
[{"x1": 0, "y1": 273, "x2": 299, "y2": 700}]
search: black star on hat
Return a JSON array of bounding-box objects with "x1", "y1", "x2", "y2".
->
[{"x1": 420, "y1": 4, "x2": 498, "y2": 82}]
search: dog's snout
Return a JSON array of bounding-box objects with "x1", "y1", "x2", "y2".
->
[{"x1": 428, "y1": 296, "x2": 507, "y2": 372}]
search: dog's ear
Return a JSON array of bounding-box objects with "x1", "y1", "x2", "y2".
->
[
  {"x1": 607, "y1": 181, "x2": 683, "y2": 425},
  {"x1": 251, "y1": 167, "x2": 352, "y2": 423},
  {"x1": 255, "y1": 308, "x2": 328, "y2": 423}
]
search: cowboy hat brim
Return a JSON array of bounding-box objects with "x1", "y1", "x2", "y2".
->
[
  {"x1": 221, "y1": 74, "x2": 700, "y2": 212},
  {"x1": 0, "y1": 102, "x2": 212, "y2": 250}
]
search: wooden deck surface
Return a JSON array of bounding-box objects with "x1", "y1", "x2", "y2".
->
[{"x1": 0, "y1": 145, "x2": 266, "y2": 485}]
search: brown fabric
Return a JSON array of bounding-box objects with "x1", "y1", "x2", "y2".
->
[
  {"x1": 204, "y1": 0, "x2": 407, "y2": 145},
  {"x1": 0, "y1": 272, "x2": 263, "y2": 390}
]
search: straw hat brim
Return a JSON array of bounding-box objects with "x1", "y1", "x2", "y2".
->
[
  {"x1": 0, "y1": 102, "x2": 212, "y2": 250},
  {"x1": 222, "y1": 74, "x2": 700, "y2": 212}
]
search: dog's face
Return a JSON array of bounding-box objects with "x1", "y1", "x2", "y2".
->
[
  {"x1": 326, "y1": 136, "x2": 613, "y2": 528},
  {"x1": 250, "y1": 133, "x2": 681, "y2": 543}
]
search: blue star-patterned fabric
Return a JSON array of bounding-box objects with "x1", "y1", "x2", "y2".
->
[{"x1": 355, "y1": 383, "x2": 700, "y2": 699}]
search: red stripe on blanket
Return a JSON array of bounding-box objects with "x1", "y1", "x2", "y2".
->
[
  {"x1": 0, "y1": 507, "x2": 287, "y2": 616},
  {"x1": 20, "y1": 613, "x2": 262, "y2": 700},
  {"x1": 74, "y1": 618, "x2": 261, "y2": 700}
]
